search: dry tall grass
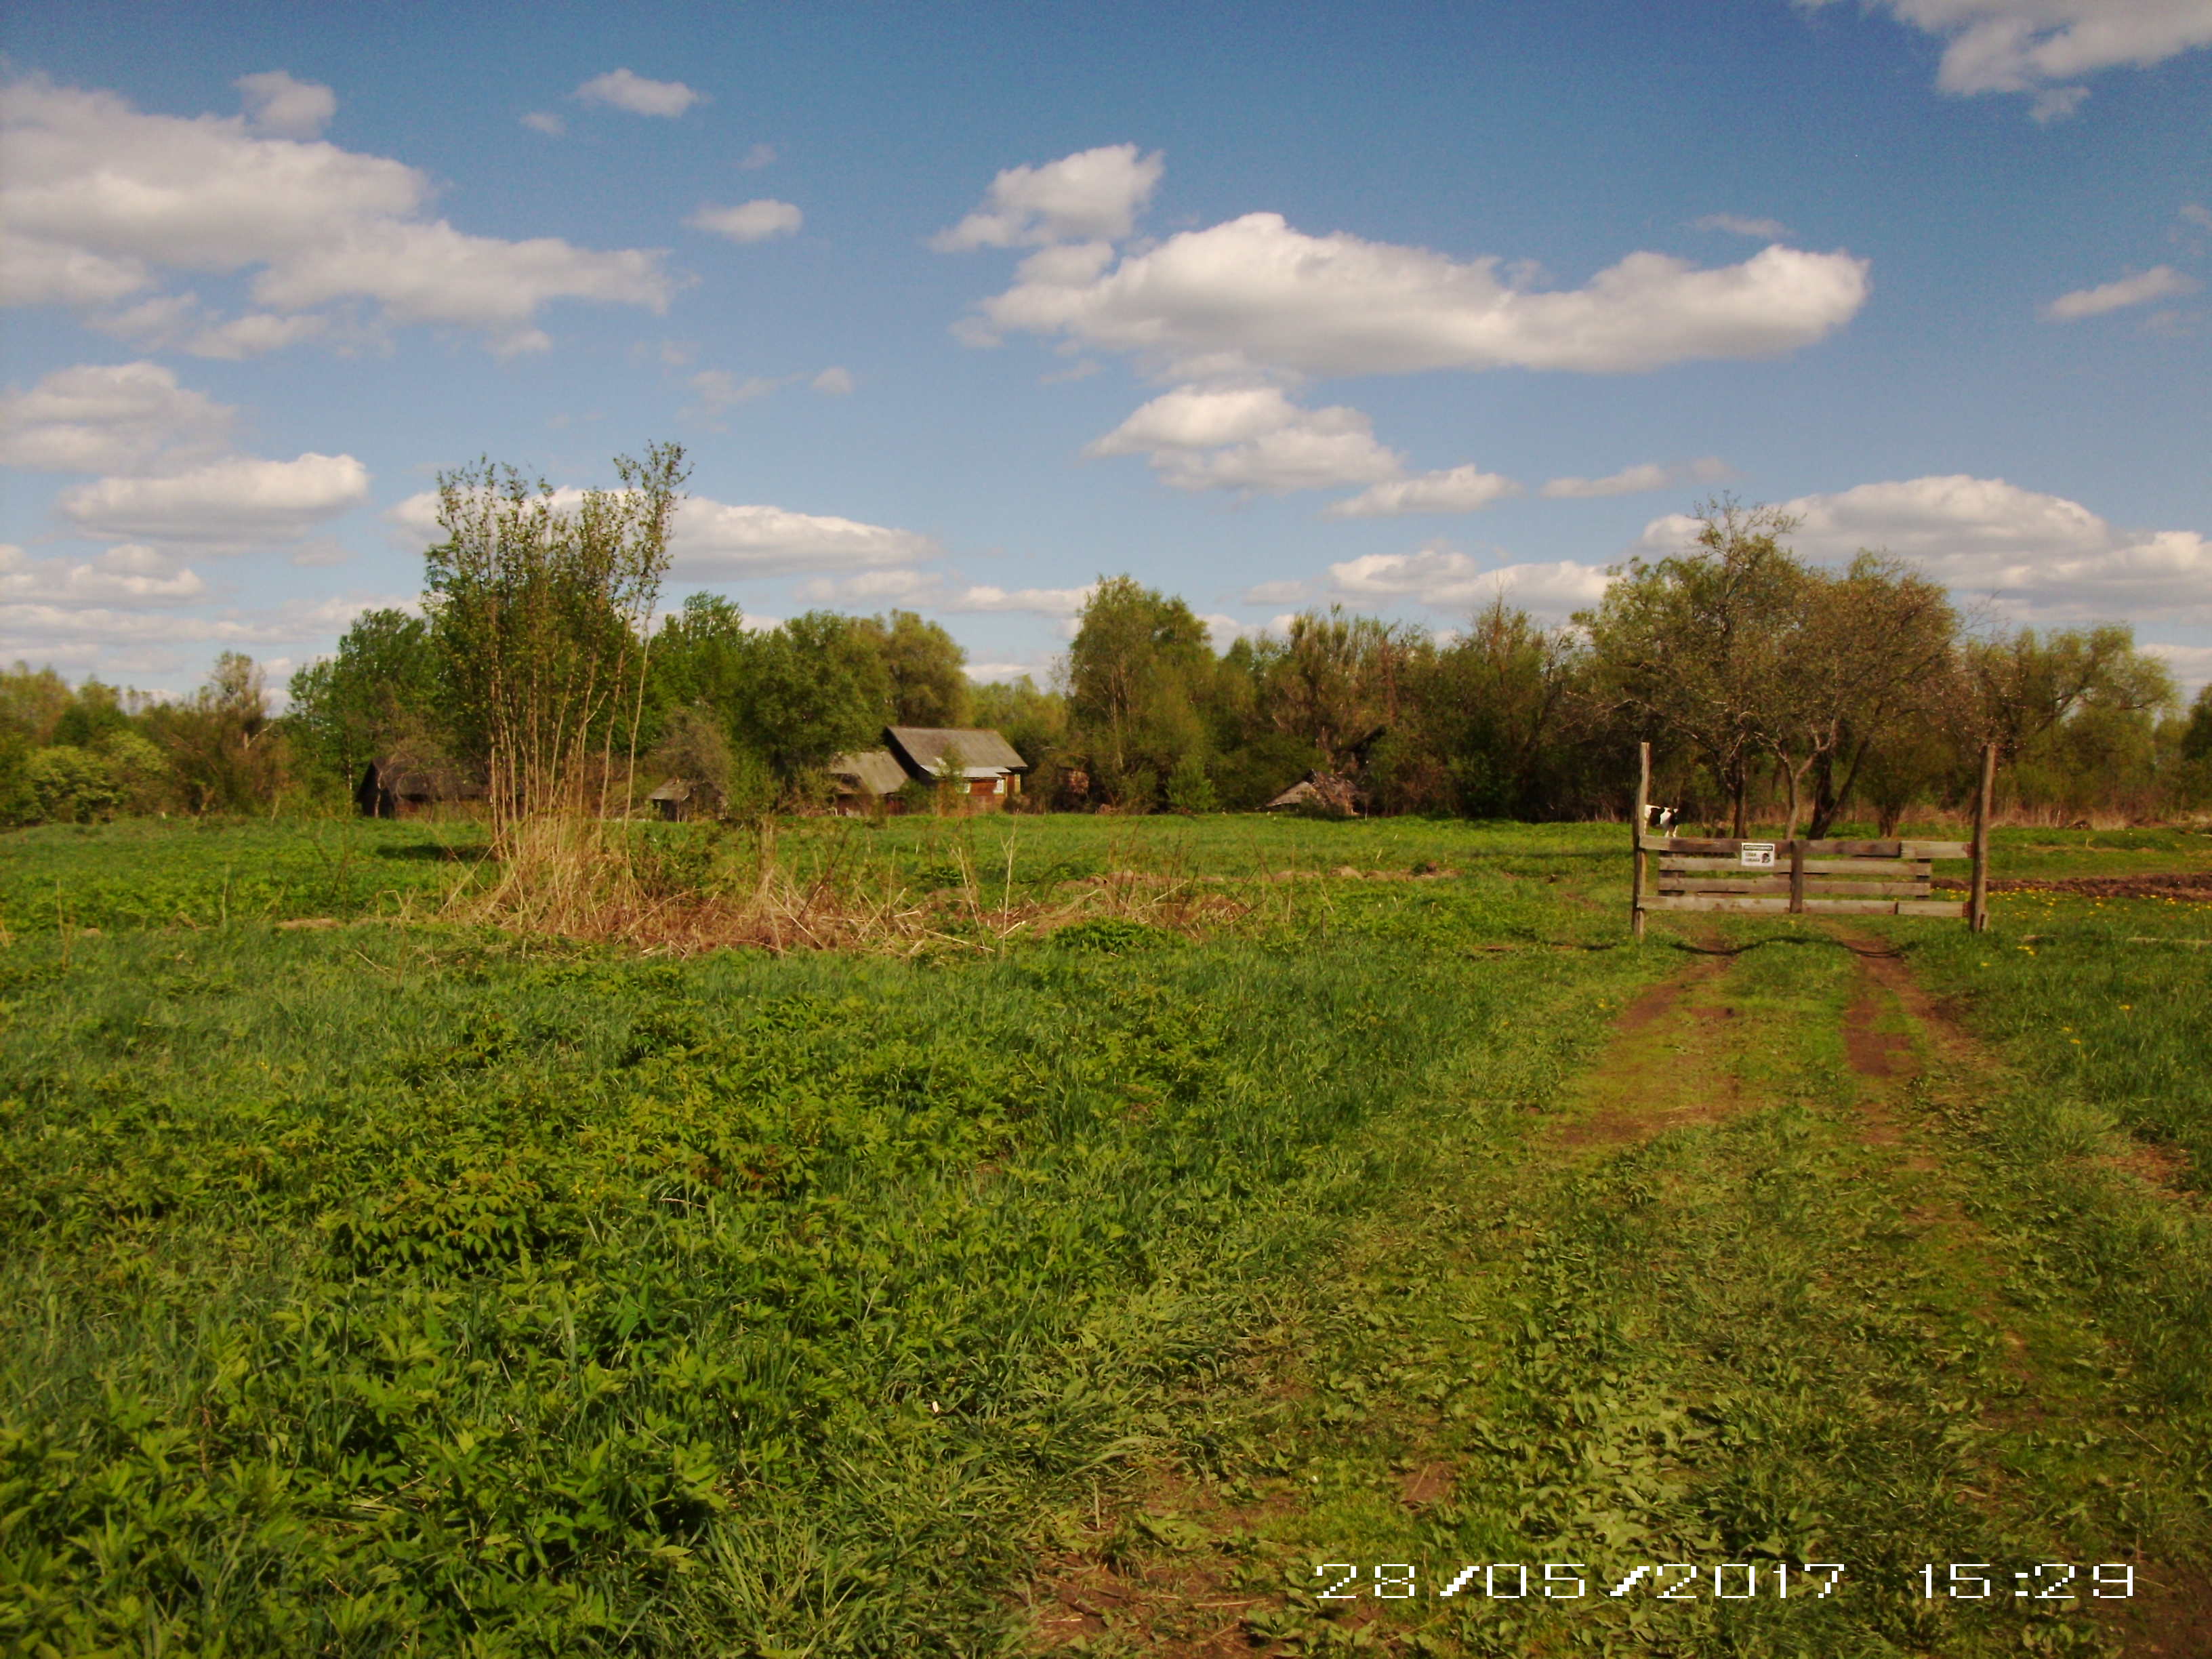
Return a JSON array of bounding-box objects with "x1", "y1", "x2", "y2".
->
[{"x1": 439, "y1": 815, "x2": 1251, "y2": 955}]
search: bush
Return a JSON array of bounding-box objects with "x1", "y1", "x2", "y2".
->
[{"x1": 22, "y1": 746, "x2": 121, "y2": 824}]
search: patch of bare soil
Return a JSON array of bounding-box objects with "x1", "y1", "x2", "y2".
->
[
  {"x1": 1933, "y1": 871, "x2": 2212, "y2": 900},
  {"x1": 1551, "y1": 957, "x2": 1746, "y2": 1148}
]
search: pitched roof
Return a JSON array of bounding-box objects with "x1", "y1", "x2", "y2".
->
[
  {"x1": 827, "y1": 748, "x2": 910, "y2": 795},
  {"x1": 885, "y1": 726, "x2": 1026, "y2": 775},
  {"x1": 647, "y1": 777, "x2": 693, "y2": 802}
]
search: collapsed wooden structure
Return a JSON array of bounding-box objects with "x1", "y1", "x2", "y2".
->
[{"x1": 1630, "y1": 741, "x2": 1995, "y2": 937}]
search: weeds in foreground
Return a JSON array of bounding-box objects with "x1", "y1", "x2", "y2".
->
[{"x1": 437, "y1": 812, "x2": 1257, "y2": 954}]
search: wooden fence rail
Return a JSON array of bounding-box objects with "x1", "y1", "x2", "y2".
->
[{"x1": 1631, "y1": 741, "x2": 1993, "y2": 938}]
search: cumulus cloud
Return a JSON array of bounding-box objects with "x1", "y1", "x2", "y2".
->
[
  {"x1": 689, "y1": 370, "x2": 787, "y2": 415},
  {"x1": 1242, "y1": 578, "x2": 1311, "y2": 605},
  {"x1": 1696, "y1": 213, "x2": 1792, "y2": 239},
  {"x1": 812, "y1": 365, "x2": 855, "y2": 394},
  {"x1": 1641, "y1": 473, "x2": 2212, "y2": 624},
  {"x1": 1803, "y1": 0, "x2": 2212, "y2": 117},
  {"x1": 1087, "y1": 384, "x2": 1404, "y2": 493},
  {"x1": 1540, "y1": 457, "x2": 1729, "y2": 499},
  {"x1": 234, "y1": 70, "x2": 335, "y2": 139},
  {"x1": 575, "y1": 69, "x2": 703, "y2": 118},
  {"x1": 0, "y1": 361, "x2": 236, "y2": 474},
  {"x1": 386, "y1": 485, "x2": 941, "y2": 581},
  {"x1": 673, "y1": 499, "x2": 939, "y2": 577},
  {"x1": 739, "y1": 142, "x2": 777, "y2": 169},
  {"x1": 59, "y1": 452, "x2": 371, "y2": 546},
  {"x1": 789, "y1": 569, "x2": 1095, "y2": 616},
  {"x1": 0, "y1": 589, "x2": 418, "y2": 677},
  {"x1": 933, "y1": 143, "x2": 1164, "y2": 251},
  {"x1": 2142, "y1": 641, "x2": 2212, "y2": 697},
  {"x1": 521, "y1": 111, "x2": 565, "y2": 137},
  {"x1": 0, "y1": 541, "x2": 207, "y2": 605},
  {"x1": 2043, "y1": 264, "x2": 2198, "y2": 320},
  {"x1": 968, "y1": 209, "x2": 1871, "y2": 380},
  {"x1": 1329, "y1": 544, "x2": 1612, "y2": 615},
  {"x1": 1326, "y1": 465, "x2": 1523, "y2": 518},
  {"x1": 689, "y1": 199, "x2": 803, "y2": 243},
  {"x1": 0, "y1": 74, "x2": 673, "y2": 346}
]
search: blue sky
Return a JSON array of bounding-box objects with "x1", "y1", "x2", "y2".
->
[{"x1": 3, "y1": 0, "x2": 2209, "y2": 697}]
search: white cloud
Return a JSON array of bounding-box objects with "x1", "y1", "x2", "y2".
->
[
  {"x1": 575, "y1": 69, "x2": 703, "y2": 118},
  {"x1": 794, "y1": 568, "x2": 946, "y2": 605},
  {"x1": 969, "y1": 209, "x2": 1871, "y2": 380},
  {"x1": 1696, "y1": 213, "x2": 1792, "y2": 239},
  {"x1": 386, "y1": 487, "x2": 939, "y2": 579},
  {"x1": 1243, "y1": 579, "x2": 1311, "y2": 605},
  {"x1": 673, "y1": 499, "x2": 941, "y2": 577},
  {"x1": 2043, "y1": 264, "x2": 2199, "y2": 320},
  {"x1": 1805, "y1": 0, "x2": 2212, "y2": 115},
  {"x1": 941, "y1": 582, "x2": 1095, "y2": 616},
  {"x1": 689, "y1": 370, "x2": 787, "y2": 414},
  {"x1": 1541, "y1": 462, "x2": 1673, "y2": 499},
  {"x1": 1, "y1": 75, "x2": 673, "y2": 344},
  {"x1": 59, "y1": 452, "x2": 371, "y2": 546},
  {"x1": 739, "y1": 142, "x2": 777, "y2": 169},
  {"x1": 0, "y1": 541, "x2": 207, "y2": 605},
  {"x1": 234, "y1": 70, "x2": 335, "y2": 140},
  {"x1": 1326, "y1": 464, "x2": 1523, "y2": 518},
  {"x1": 1087, "y1": 384, "x2": 1404, "y2": 493},
  {"x1": 933, "y1": 143, "x2": 1164, "y2": 251},
  {"x1": 689, "y1": 199, "x2": 803, "y2": 243},
  {"x1": 965, "y1": 659, "x2": 1054, "y2": 684},
  {"x1": 1640, "y1": 473, "x2": 2212, "y2": 624},
  {"x1": 0, "y1": 590, "x2": 417, "y2": 672},
  {"x1": 812, "y1": 365, "x2": 855, "y2": 394},
  {"x1": 521, "y1": 111, "x2": 565, "y2": 137},
  {"x1": 1330, "y1": 544, "x2": 1612, "y2": 615},
  {"x1": 789, "y1": 570, "x2": 1097, "y2": 616},
  {"x1": 2141, "y1": 641, "x2": 2212, "y2": 697},
  {"x1": 0, "y1": 361, "x2": 236, "y2": 474}
]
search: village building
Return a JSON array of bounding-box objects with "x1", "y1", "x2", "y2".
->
[
  {"x1": 647, "y1": 777, "x2": 722, "y2": 821},
  {"x1": 354, "y1": 756, "x2": 487, "y2": 819},
  {"x1": 829, "y1": 725, "x2": 1028, "y2": 814}
]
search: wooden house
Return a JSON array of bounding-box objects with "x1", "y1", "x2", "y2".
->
[
  {"x1": 354, "y1": 756, "x2": 487, "y2": 819},
  {"x1": 648, "y1": 777, "x2": 721, "y2": 821},
  {"x1": 830, "y1": 726, "x2": 1029, "y2": 813}
]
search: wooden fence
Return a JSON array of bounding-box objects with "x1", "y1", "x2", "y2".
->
[{"x1": 1631, "y1": 741, "x2": 1994, "y2": 938}]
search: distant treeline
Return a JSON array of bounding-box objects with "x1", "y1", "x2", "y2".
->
[{"x1": 6, "y1": 495, "x2": 2210, "y2": 830}]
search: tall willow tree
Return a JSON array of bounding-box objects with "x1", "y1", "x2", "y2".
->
[{"x1": 425, "y1": 444, "x2": 689, "y2": 832}]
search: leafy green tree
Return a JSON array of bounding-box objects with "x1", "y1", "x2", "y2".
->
[
  {"x1": 857, "y1": 610, "x2": 970, "y2": 727},
  {"x1": 1582, "y1": 499, "x2": 1810, "y2": 836},
  {"x1": 733, "y1": 611, "x2": 891, "y2": 783},
  {"x1": 1067, "y1": 575, "x2": 1214, "y2": 808},
  {"x1": 143, "y1": 653, "x2": 289, "y2": 815},
  {"x1": 424, "y1": 444, "x2": 688, "y2": 827},
  {"x1": 21, "y1": 747, "x2": 121, "y2": 823},
  {"x1": 287, "y1": 609, "x2": 441, "y2": 795}
]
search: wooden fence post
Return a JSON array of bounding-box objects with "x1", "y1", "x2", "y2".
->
[
  {"x1": 1788, "y1": 837, "x2": 1805, "y2": 915},
  {"x1": 1969, "y1": 741, "x2": 1996, "y2": 933},
  {"x1": 1632, "y1": 741, "x2": 1650, "y2": 940}
]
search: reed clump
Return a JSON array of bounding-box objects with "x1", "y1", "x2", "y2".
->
[{"x1": 443, "y1": 815, "x2": 1248, "y2": 955}]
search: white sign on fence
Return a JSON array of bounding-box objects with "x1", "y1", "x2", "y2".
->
[{"x1": 1739, "y1": 842, "x2": 1777, "y2": 867}]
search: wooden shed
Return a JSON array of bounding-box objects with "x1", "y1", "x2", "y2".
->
[
  {"x1": 827, "y1": 748, "x2": 912, "y2": 814},
  {"x1": 355, "y1": 757, "x2": 487, "y2": 819},
  {"x1": 648, "y1": 777, "x2": 720, "y2": 821}
]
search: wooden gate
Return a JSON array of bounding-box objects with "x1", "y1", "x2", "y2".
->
[{"x1": 1631, "y1": 742, "x2": 1995, "y2": 937}]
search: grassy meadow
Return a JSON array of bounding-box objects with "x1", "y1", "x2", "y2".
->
[{"x1": 2, "y1": 813, "x2": 2210, "y2": 1656}]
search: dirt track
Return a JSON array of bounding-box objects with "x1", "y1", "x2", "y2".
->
[{"x1": 1933, "y1": 870, "x2": 2212, "y2": 899}]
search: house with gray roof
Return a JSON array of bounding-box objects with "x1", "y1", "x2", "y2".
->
[{"x1": 830, "y1": 726, "x2": 1029, "y2": 813}]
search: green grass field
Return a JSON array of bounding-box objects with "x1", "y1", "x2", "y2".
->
[{"x1": 3, "y1": 814, "x2": 2209, "y2": 1656}]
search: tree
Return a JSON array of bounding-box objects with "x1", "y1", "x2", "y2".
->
[
  {"x1": 1763, "y1": 554, "x2": 1957, "y2": 840},
  {"x1": 286, "y1": 609, "x2": 441, "y2": 794},
  {"x1": 1582, "y1": 499, "x2": 1807, "y2": 835},
  {"x1": 424, "y1": 444, "x2": 688, "y2": 830},
  {"x1": 1066, "y1": 575, "x2": 1214, "y2": 808},
  {"x1": 732, "y1": 612, "x2": 890, "y2": 783},
  {"x1": 1260, "y1": 607, "x2": 1424, "y2": 772},
  {"x1": 144, "y1": 653, "x2": 288, "y2": 814},
  {"x1": 857, "y1": 610, "x2": 970, "y2": 726}
]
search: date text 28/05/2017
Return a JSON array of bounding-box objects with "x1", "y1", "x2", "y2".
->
[{"x1": 1312, "y1": 1562, "x2": 2137, "y2": 1601}]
